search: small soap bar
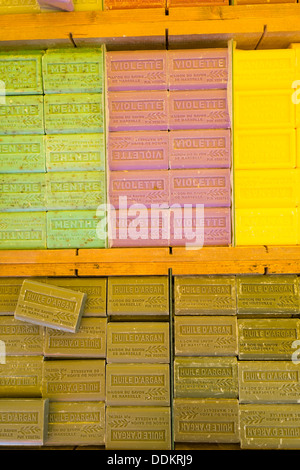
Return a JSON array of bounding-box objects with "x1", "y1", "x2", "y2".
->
[
  {"x1": 108, "y1": 91, "x2": 168, "y2": 131},
  {"x1": 73, "y1": 0, "x2": 102, "y2": 10},
  {"x1": 108, "y1": 131, "x2": 169, "y2": 171},
  {"x1": 107, "y1": 322, "x2": 169, "y2": 363},
  {"x1": 104, "y1": 0, "x2": 165, "y2": 8},
  {"x1": 238, "y1": 318, "x2": 300, "y2": 360},
  {"x1": 44, "y1": 93, "x2": 104, "y2": 134},
  {"x1": 174, "y1": 275, "x2": 236, "y2": 315},
  {"x1": 0, "y1": 0, "x2": 40, "y2": 13},
  {"x1": 0, "y1": 278, "x2": 27, "y2": 315},
  {"x1": 0, "y1": 212, "x2": 47, "y2": 250},
  {"x1": 173, "y1": 398, "x2": 239, "y2": 443},
  {"x1": 106, "y1": 406, "x2": 171, "y2": 450},
  {"x1": 42, "y1": 359, "x2": 106, "y2": 401},
  {"x1": 174, "y1": 316, "x2": 238, "y2": 356},
  {"x1": 0, "y1": 173, "x2": 46, "y2": 212},
  {"x1": 0, "y1": 50, "x2": 43, "y2": 95},
  {"x1": 0, "y1": 96, "x2": 44, "y2": 135},
  {"x1": 15, "y1": 279, "x2": 87, "y2": 333},
  {"x1": 0, "y1": 399, "x2": 48, "y2": 446},
  {"x1": 44, "y1": 318, "x2": 106, "y2": 358},
  {"x1": 0, "y1": 356, "x2": 43, "y2": 397},
  {"x1": 46, "y1": 401, "x2": 105, "y2": 446},
  {"x1": 0, "y1": 135, "x2": 45, "y2": 173},
  {"x1": 106, "y1": 363, "x2": 170, "y2": 406},
  {"x1": 0, "y1": 316, "x2": 44, "y2": 355}
]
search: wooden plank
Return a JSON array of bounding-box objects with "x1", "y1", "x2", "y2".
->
[
  {"x1": 0, "y1": 250, "x2": 77, "y2": 264},
  {"x1": 76, "y1": 262, "x2": 170, "y2": 276},
  {"x1": 0, "y1": 264, "x2": 76, "y2": 277}
]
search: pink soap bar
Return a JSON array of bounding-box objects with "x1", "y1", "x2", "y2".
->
[
  {"x1": 168, "y1": 49, "x2": 228, "y2": 90},
  {"x1": 169, "y1": 129, "x2": 231, "y2": 169},
  {"x1": 169, "y1": 90, "x2": 230, "y2": 130},
  {"x1": 109, "y1": 170, "x2": 169, "y2": 208},
  {"x1": 106, "y1": 51, "x2": 168, "y2": 91},
  {"x1": 108, "y1": 131, "x2": 169, "y2": 171},
  {"x1": 169, "y1": 168, "x2": 231, "y2": 207},
  {"x1": 108, "y1": 91, "x2": 168, "y2": 131}
]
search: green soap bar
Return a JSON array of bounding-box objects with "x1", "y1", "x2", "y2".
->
[
  {"x1": 0, "y1": 278, "x2": 27, "y2": 314},
  {"x1": 0, "y1": 135, "x2": 45, "y2": 173},
  {"x1": 0, "y1": 212, "x2": 47, "y2": 250},
  {"x1": 46, "y1": 210, "x2": 107, "y2": 249},
  {"x1": 46, "y1": 134, "x2": 105, "y2": 172},
  {"x1": 0, "y1": 173, "x2": 46, "y2": 212},
  {"x1": 0, "y1": 356, "x2": 43, "y2": 397},
  {"x1": 174, "y1": 357, "x2": 238, "y2": 399},
  {"x1": 44, "y1": 93, "x2": 104, "y2": 134},
  {"x1": 46, "y1": 172, "x2": 106, "y2": 210},
  {"x1": 43, "y1": 47, "x2": 104, "y2": 94},
  {"x1": 174, "y1": 275, "x2": 237, "y2": 315},
  {"x1": 0, "y1": 96, "x2": 44, "y2": 135},
  {"x1": 108, "y1": 276, "x2": 169, "y2": 317},
  {"x1": 0, "y1": 50, "x2": 43, "y2": 95},
  {"x1": 0, "y1": 398, "x2": 48, "y2": 446},
  {"x1": 0, "y1": 0, "x2": 40, "y2": 14},
  {"x1": 45, "y1": 401, "x2": 105, "y2": 446},
  {"x1": 42, "y1": 359, "x2": 106, "y2": 401},
  {"x1": 0, "y1": 316, "x2": 44, "y2": 355},
  {"x1": 44, "y1": 317, "x2": 106, "y2": 358},
  {"x1": 237, "y1": 275, "x2": 299, "y2": 315}
]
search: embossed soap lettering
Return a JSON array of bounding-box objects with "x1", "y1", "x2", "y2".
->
[
  {"x1": 0, "y1": 376, "x2": 37, "y2": 386},
  {"x1": 243, "y1": 328, "x2": 296, "y2": 339},
  {"x1": 111, "y1": 430, "x2": 165, "y2": 441},
  {"x1": 112, "y1": 179, "x2": 164, "y2": 191},
  {"x1": 174, "y1": 137, "x2": 226, "y2": 149},
  {"x1": 112, "y1": 285, "x2": 164, "y2": 295},
  {"x1": 111, "y1": 374, "x2": 165, "y2": 385},
  {"x1": 49, "y1": 411, "x2": 100, "y2": 423},
  {"x1": 179, "y1": 421, "x2": 234, "y2": 433},
  {"x1": 0, "y1": 230, "x2": 42, "y2": 240},
  {"x1": 50, "y1": 152, "x2": 99, "y2": 162},
  {"x1": 173, "y1": 58, "x2": 226, "y2": 70},
  {"x1": 243, "y1": 370, "x2": 298, "y2": 382},
  {"x1": 0, "y1": 143, "x2": 40, "y2": 154},
  {"x1": 178, "y1": 366, "x2": 233, "y2": 377},
  {"x1": 112, "y1": 100, "x2": 164, "y2": 112},
  {"x1": 0, "y1": 324, "x2": 39, "y2": 334},
  {"x1": 174, "y1": 99, "x2": 225, "y2": 111},
  {"x1": 47, "y1": 63, "x2": 99, "y2": 74},
  {"x1": 49, "y1": 337, "x2": 101, "y2": 349},
  {"x1": 180, "y1": 324, "x2": 232, "y2": 335},
  {"x1": 0, "y1": 286, "x2": 20, "y2": 295},
  {"x1": 111, "y1": 59, "x2": 164, "y2": 72},
  {"x1": 173, "y1": 176, "x2": 225, "y2": 189},
  {"x1": 51, "y1": 219, "x2": 98, "y2": 230},
  {"x1": 24, "y1": 290, "x2": 77, "y2": 312},
  {"x1": 47, "y1": 381, "x2": 100, "y2": 393},
  {"x1": 112, "y1": 149, "x2": 164, "y2": 161},
  {"x1": 241, "y1": 284, "x2": 295, "y2": 294},
  {"x1": 246, "y1": 426, "x2": 300, "y2": 438},
  {"x1": 0, "y1": 412, "x2": 38, "y2": 423},
  {"x1": 49, "y1": 103, "x2": 100, "y2": 114},
  {"x1": 179, "y1": 285, "x2": 231, "y2": 295},
  {"x1": 0, "y1": 105, "x2": 38, "y2": 115},
  {"x1": 51, "y1": 181, "x2": 101, "y2": 192},
  {"x1": 112, "y1": 333, "x2": 164, "y2": 343},
  {"x1": 0, "y1": 182, "x2": 41, "y2": 193}
]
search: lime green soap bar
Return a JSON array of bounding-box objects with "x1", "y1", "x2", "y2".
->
[
  {"x1": 0, "y1": 356, "x2": 43, "y2": 397},
  {"x1": 0, "y1": 96, "x2": 44, "y2": 135},
  {"x1": 0, "y1": 316, "x2": 44, "y2": 355},
  {"x1": 0, "y1": 135, "x2": 45, "y2": 173},
  {"x1": 0, "y1": 50, "x2": 43, "y2": 95},
  {"x1": 0, "y1": 212, "x2": 47, "y2": 250},
  {"x1": 0, "y1": 173, "x2": 46, "y2": 212}
]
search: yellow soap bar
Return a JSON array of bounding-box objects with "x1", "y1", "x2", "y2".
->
[
  {"x1": 0, "y1": 0, "x2": 40, "y2": 13},
  {"x1": 73, "y1": 0, "x2": 102, "y2": 9},
  {"x1": 0, "y1": 356, "x2": 43, "y2": 397},
  {"x1": 0, "y1": 278, "x2": 29, "y2": 315}
]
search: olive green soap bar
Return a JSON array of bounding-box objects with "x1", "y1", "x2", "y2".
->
[
  {"x1": 106, "y1": 363, "x2": 170, "y2": 406},
  {"x1": 0, "y1": 356, "x2": 43, "y2": 397},
  {"x1": 14, "y1": 279, "x2": 87, "y2": 333},
  {"x1": 0, "y1": 212, "x2": 47, "y2": 250},
  {"x1": 0, "y1": 278, "x2": 27, "y2": 314},
  {"x1": 0, "y1": 398, "x2": 49, "y2": 446},
  {"x1": 174, "y1": 275, "x2": 236, "y2": 315},
  {"x1": 0, "y1": 50, "x2": 43, "y2": 95},
  {"x1": 174, "y1": 316, "x2": 238, "y2": 356},
  {"x1": 0, "y1": 135, "x2": 45, "y2": 173},
  {"x1": 0, "y1": 316, "x2": 44, "y2": 355},
  {"x1": 0, "y1": 96, "x2": 44, "y2": 135},
  {"x1": 45, "y1": 401, "x2": 105, "y2": 446},
  {"x1": 42, "y1": 359, "x2": 106, "y2": 401},
  {"x1": 0, "y1": 173, "x2": 46, "y2": 212},
  {"x1": 107, "y1": 322, "x2": 169, "y2": 363}
]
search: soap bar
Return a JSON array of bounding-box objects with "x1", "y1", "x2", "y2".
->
[
  {"x1": 106, "y1": 406, "x2": 171, "y2": 450},
  {"x1": 47, "y1": 210, "x2": 107, "y2": 249},
  {"x1": 239, "y1": 361, "x2": 300, "y2": 404},
  {"x1": 0, "y1": 173, "x2": 46, "y2": 212},
  {"x1": 167, "y1": 0, "x2": 229, "y2": 5},
  {"x1": 168, "y1": 49, "x2": 228, "y2": 90},
  {"x1": 46, "y1": 134, "x2": 105, "y2": 172},
  {"x1": 106, "y1": 363, "x2": 170, "y2": 406},
  {"x1": 0, "y1": 278, "x2": 27, "y2": 315},
  {"x1": 14, "y1": 279, "x2": 87, "y2": 333},
  {"x1": 238, "y1": 318, "x2": 300, "y2": 360},
  {"x1": 44, "y1": 93, "x2": 104, "y2": 134},
  {"x1": 73, "y1": 0, "x2": 102, "y2": 10},
  {"x1": 240, "y1": 404, "x2": 300, "y2": 449},
  {"x1": 37, "y1": 0, "x2": 74, "y2": 11},
  {"x1": 45, "y1": 401, "x2": 105, "y2": 446},
  {"x1": 0, "y1": 316, "x2": 44, "y2": 355},
  {"x1": 0, "y1": 0, "x2": 40, "y2": 13},
  {"x1": 169, "y1": 129, "x2": 231, "y2": 169},
  {"x1": 107, "y1": 322, "x2": 169, "y2": 363},
  {"x1": 0, "y1": 212, "x2": 47, "y2": 250},
  {"x1": 0, "y1": 51, "x2": 43, "y2": 95},
  {"x1": 104, "y1": 0, "x2": 165, "y2": 8},
  {"x1": 0, "y1": 96, "x2": 44, "y2": 135},
  {"x1": 44, "y1": 318, "x2": 106, "y2": 358},
  {"x1": 236, "y1": 275, "x2": 299, "y2": 315},
  {"x1": 0, "y1": 356, "x2": 43, "y2": 397},
  {"x1": 173, "y1": 398, "x2": 239, "y2": 443},
  {"x1": 108, "y1": 91, "x2": 168, "y2": 131},
  {"x1": 0, "y1": 399, "x2": 48, "y2": 446},
  {"x1": 107, "y1": 276, "x2": 169, "y2": 317},
  {"x1": 43, "y1": 47, "x2": 104, "y2": 94},
  {"x1": 42, "y1": 359, "x2": 106, "y2": 401},
  {"x1": 46, "y1": 171, "x2": 106, "y2": 210},
  {"x1": 174, "y1": 316, "x2": 238, "y2": 356},
  {"x1": 0, "y1": 135, "x2": 45, "y2": 173},
  {"x1": 174, "y1": 275, "x2": 236, "y2": 315},
  {"x1": 108, "y1": 131, "x2": 169, "y2": 171},
  {"x1": 169, "y1": 168, "x2": 231, "y2": 207},
  {"x1": 169, "y1": 90, "x2": 230, "y2": 130},
  {"x1": 106, "y1": 51, "x2": 167, "y2": 91}
]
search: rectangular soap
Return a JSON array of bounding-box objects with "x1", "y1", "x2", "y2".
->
[
  {"x1": 106, "y1": 406, "x2": 171, "y2": 450},
  {"x1": 0, "y1": 50, "x2": 43, "y2": 95},
  {"x1": 169, "y1": 129, "x2": 231, "y2": 169},
  {"x1": 173, "y1": 398, "x2": 239, "y2": 443},
  {"x1": 0, "y1": 316, "x2": 44, "y2": 356},
  {"x1": 0, "y1": 96, "x2": 44, "y2": 135},
  {"x1": 0, "y1": 356, "x2": 43, "y2": 397},
  {"x1": 108, "y1": 91, "x2": 168, "y2": 131},
  {"x1": 0, "y1": 399, "x2": 48, "y2": 446},
  {"x1": 0, "y1": 135, "x2": 45, "y2": 173},
  {"x1": 104, "y1": 0, "x2": 165, "y2": 8},
  {"x1": 44, "y1": 318, "x2": 106, "y2": 358},
  {"x1": 168, "y1": 90, "x2": 230, "y2": 130},
  {"x1": 108, "y1": 131, "x2": 169, "y2": 171},
  {"x1": 73, "y1": 0, "x2": 102, "y2": 10},
  {"x1": 0, "y1": 173, "x2": 46, "y2": 212},
  {"x1": 106, "y1": 322, "x2": 170, "y2": 363},
  {"x1": 174, "y1": 316, "x2": 238, "y2": 356},
  {"x1": 106, "y1": 363, "x2": 170, "y2": 406},
  {"x1": 14, "y1": 279, "x2": 87, "y2": 333},
  {"x1": 0, "y1": 212, "x2": 47, "y2": 250},
  {"x1": 44, "y1": 93, "x2": 104, "y2": 134},
  {"x1": 0, "y1": 278, "x2": 28, "y2": 315},
  {"x1": 45, "y1": 401, "x2": 105, "y2": 446},
  {"x1": 42, "y1": 359, "x2": 106, "y2": 401},
  {"x1": 174, "y1": 275, "x2": 236, "y2": 315},
  {"x1": 167, "y1": 0, "x2": 229, "y2": 5},
  {"x1": 0, "y1": 0, "x2": 40, "y2": 13},
  {"x1": 238, "y1": 318, "x2": 300, "y2": 360}
]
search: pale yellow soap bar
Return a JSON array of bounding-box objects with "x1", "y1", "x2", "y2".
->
[{"x1": 0, "y1": 356, "x2": 43, "y2": 397}]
